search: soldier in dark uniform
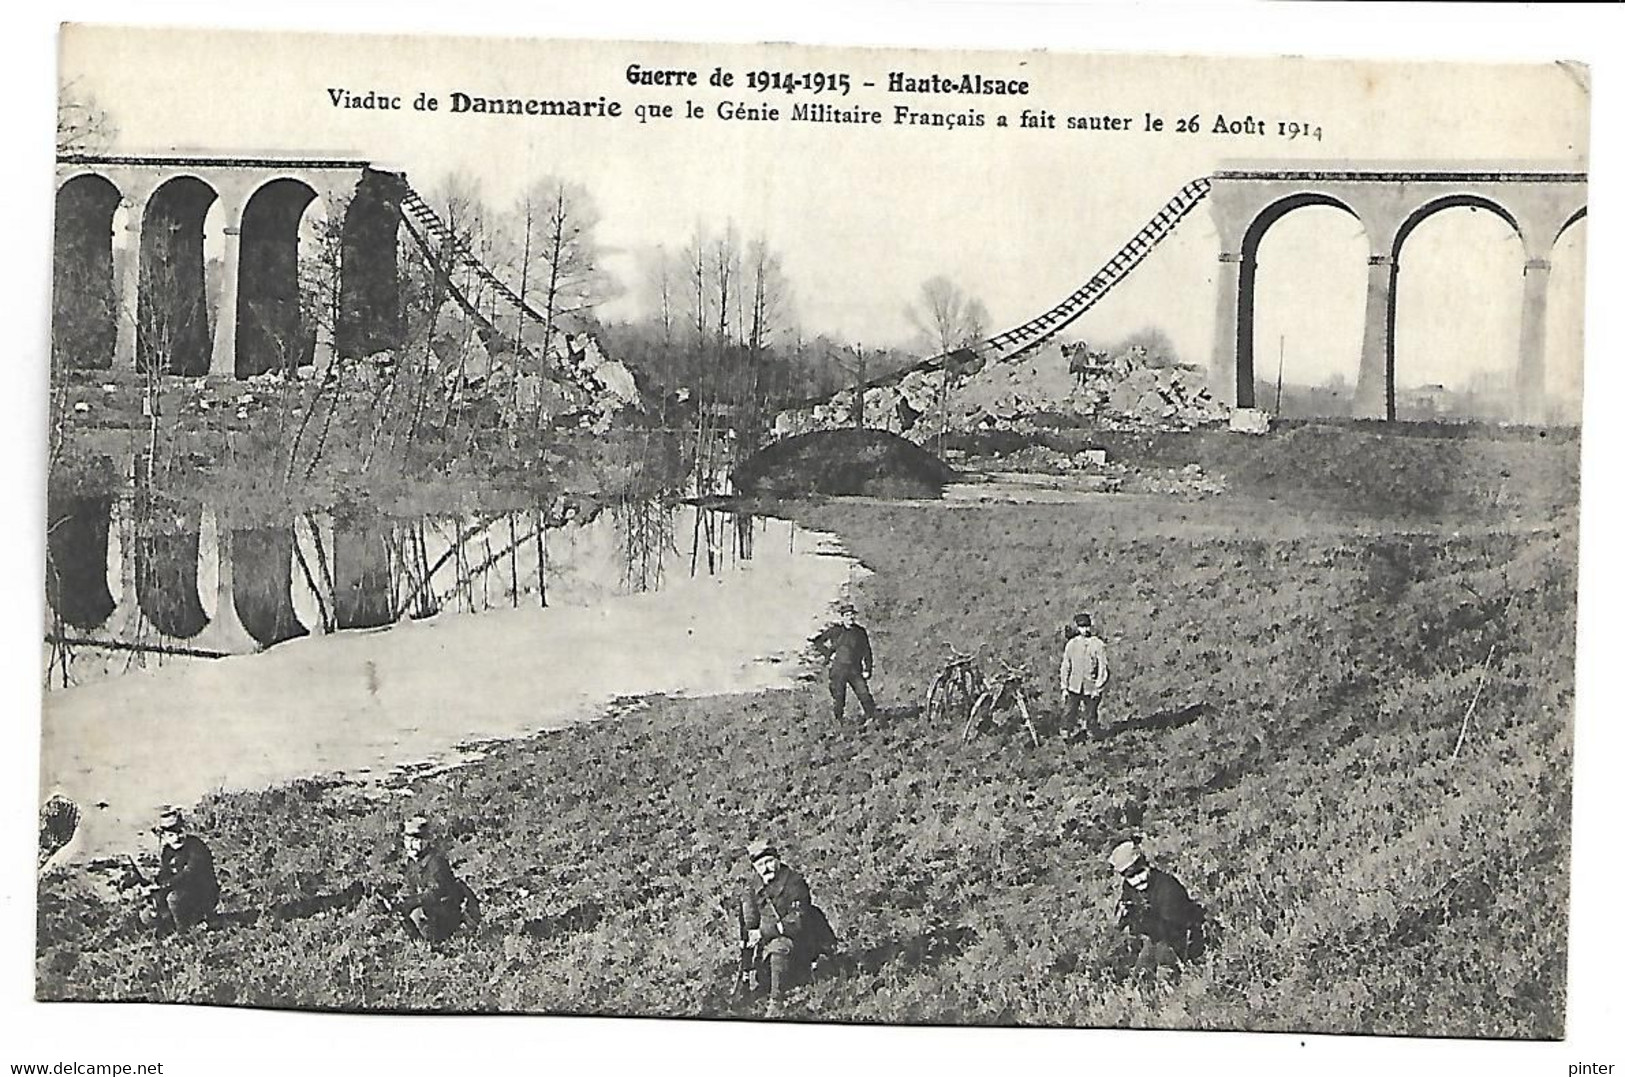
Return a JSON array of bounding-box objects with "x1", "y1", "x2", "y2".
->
[
  {"x1": 150, "y1": 807, "x2": 219, "y2": 935},
  {"x1": 391, "y1": 816, "x2": 481, "y2": 944},
  {"x1": 1108, "y1": 840, "x2": 1206, "y2": 981},
  {"x1": 811, "y1": 605, "x2": 878, "y2": 723},
  {"x1": 742, "y1": 838, "x2": 836, "y2": 1008}
]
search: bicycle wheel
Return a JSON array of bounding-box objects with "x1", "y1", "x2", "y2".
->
[
  {"x1": 962, "y1": 690, "x2": 995, "y2": 745},
  {"x1": 925, "y1": 670, "x2": 950, "y2": 726},
  {"x1": 944, "y1": 671, "x2": 971, "y2": 730},
  {"x1": 1016, "y1": 692, "x2": 1039, "y2": 748}
]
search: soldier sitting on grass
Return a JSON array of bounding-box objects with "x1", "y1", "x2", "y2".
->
[
  {"x1": 740, "y1": 838, "x2": 837, "y2": 1013},
  {"x1": 390, "y1": 816, "x2": 482, "y2": 945},
  {"x1": 145, "y1": 807, "x2": 220, "y2": 936},
  {"x1": 1109, "y1": 840, "x2": 1206, "y2": 983}
]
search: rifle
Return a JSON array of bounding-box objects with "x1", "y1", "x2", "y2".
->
[
  {"x1": 121, "y1": 855, "x2": 153, "y2": 891},
  {"x1": 731, "y1": 895, "x2": 760, "y2": 999}
]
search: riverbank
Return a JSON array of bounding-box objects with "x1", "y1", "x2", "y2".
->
[
  {"x1": 39, "y1": 515, "x2": 860, "y2": 867},
  {"x1": 37, "y1": 429, "x2": 1577, "y2": 1035}
]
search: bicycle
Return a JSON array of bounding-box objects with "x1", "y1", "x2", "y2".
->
[
  {"x1": 925, "y1": 646, "x2": 984, "y2": 732},
  {"x1": 962, "y1": 660, "x2": 1040, "y2": 748}
]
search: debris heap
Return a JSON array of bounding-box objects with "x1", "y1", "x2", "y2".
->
[{"x1": 774, "y1": 341, "x2": 1228, "y2": 442}]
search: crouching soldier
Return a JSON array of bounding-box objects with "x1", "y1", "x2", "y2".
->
[
  {"x1": 1108, "y1": 840, "x2": 1205, "y2": 982},
  {"x1": 741, "y1": 838, "x2": 836, "y2": 1009},
  {"x1": 391, "y1": 816, "x2": 481, "y2": 944},
  {"x1": 149, "y1": 807, "x2": 220, "y2": 936}
]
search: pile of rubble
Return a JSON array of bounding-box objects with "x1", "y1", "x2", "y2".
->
[
  {"x1": 773, "y1": 340, "x2": 1228, "y2": 442},
  {"x1": 58, "y1": 330, "x2": 644, "y2": 436},
  {"x1": 470, "y1": 333, "x2": 643, "y2": 430}
]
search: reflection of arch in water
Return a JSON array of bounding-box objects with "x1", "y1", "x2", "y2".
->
[
  {"x1": 332, "y1": 517, "x2": 396, "y2": 629},
  {"x1": 232, "y1": 527, "x2": 309, "y2": 646},
  {"x1": 53, "y1": 175, "x2": 122, "y2": 370},
  {"x1": 135, "y1": 501, "x2": 209, "y2": 640},
  {"x1": 45, "y1": 488, "x2": 116, "y2": 630}
]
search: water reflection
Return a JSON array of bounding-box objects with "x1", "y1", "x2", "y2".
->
[
  {"x1": 45, "y1": 486, "x2": 116, "y2": 633},
  {"x1": 332, "y1": 516, "x2": 396, "y2": 630},
  {"x1": 232, "y1": 527, "x2": 308, "y2": 647},
  {"x1": 43, "y1": 478, "x2": 771, "y2": 689}
]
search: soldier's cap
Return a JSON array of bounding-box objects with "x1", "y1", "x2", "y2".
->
[
  {"x1": 1074, "y1": 612, "x2": 1093, "y2": 628},
  {"x1": 403, "y1": 816, "x2": 430, "y2": 839},
  {"x1": 746, "y1": 838, "x2": 778, "y2": 863},
  {"x1": 1108, "y1": 840, "x2": 1146, "y2": 875},
  {"x1": 153, "y1": 807, "x2": 185, "y2": 834}
]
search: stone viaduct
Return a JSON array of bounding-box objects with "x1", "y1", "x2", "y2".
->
[
  {"x1": 56, "y1": 154, "x2": 1587, "y2": 423},
  {"x1": 53, "y1": 154, "x2": 406, "y2": 378},
  {"x1": 1205, "y1": 162, "x2": 1587, "y2": 422}
]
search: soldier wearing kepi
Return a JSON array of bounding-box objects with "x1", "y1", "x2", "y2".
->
[
  {"x1": 812, "y1": 604, "x2": 879, "y2": 723},
  {"x1": 1109, "y1": 840, "x2": 1206, "y2": 981},
  {"x1": 741, "y1": 838, "x2": 836, "y2": 1009},
  {"x1": 148, "y1": 807, "x2": 220, "y2": 935},
  {"x1": 391, "y1": 816, "x2": 481, "y2": 944}
]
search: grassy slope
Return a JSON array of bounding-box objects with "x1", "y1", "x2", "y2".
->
[{"x1": 38, "y1": 433, "x2": 1577, "y2": 1037}]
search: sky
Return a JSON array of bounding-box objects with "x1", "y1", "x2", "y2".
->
[{"x1": 58, "y1": 24, "x2": 1589, "y2": 399}]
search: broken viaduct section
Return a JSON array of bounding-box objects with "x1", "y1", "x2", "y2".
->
[{"x1": 1206, "y1": 163, "x2": 1587, "y2": 422}]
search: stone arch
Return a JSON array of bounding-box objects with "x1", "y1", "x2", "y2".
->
[
  {"x1": 138, "y1": 176, "x2": 219, "y2": 376},
  {"x1": 53, "y1": 173, "x2": 123, "y2": 371},
  {"x1": 1391, "y1": 195, "x2": 1524, "y2": 418},
  {"x1": 1234, "y1": 192, "x2": 1365, "y2": 407},
  {"x1": 1392, "y1": 193, "x2": 1521, "y2": 261},
  {"x1": 1555, "y1": 205, "x2": 1587, "y2": 245},
  {"x1": 237, "y1": 177, "x2": 320, "y2": 376}
]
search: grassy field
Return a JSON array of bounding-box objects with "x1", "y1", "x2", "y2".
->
[{"x1": 37, "y1": 427, "x2": 1577, "y2": 1037}]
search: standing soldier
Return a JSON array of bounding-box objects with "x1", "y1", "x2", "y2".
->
[
  {"x1": 390, "y1": 816, "x2": 481, "y2": 945},
  {"x1": 1059, "y1": 612, "x2": 1110, "y2": 741},
  {"x1": 1108, "y1": 840, "x2": 1206, "y2": 982},
  {"x1": 741, "y1": 838, "x2": 836, "y2": 1011},
  {"x1": 148, "y1": 807, "x2": 220, "y2": 935},
  {"x1": 812, "y1": 604, "x2": 879, "y2": 723}
]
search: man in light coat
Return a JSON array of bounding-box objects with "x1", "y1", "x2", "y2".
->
[{"x1": 1059, "y1": 612, "x2": 1109, "y2": 741}]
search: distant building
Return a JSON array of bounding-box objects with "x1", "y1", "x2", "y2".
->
[{"x1": 1396, "y1": 383, "x2": 1449, "y2": 420}]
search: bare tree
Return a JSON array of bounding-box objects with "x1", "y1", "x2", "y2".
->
[
  {"x1": 711, "y1": 223, "x2": 742, "y2": 351},
  {"x1": 57, "y1": 81, "x2": 117, "y2": 154},
  {"x1": 741, "y1": 237, "x2": 791, "y2": 452},
  {"x1": 909, "y1": 275, "x2": 988, "y2": 356},
  {"x1": 908, "y1": 275, "x2": 989, "y2": 453},
  {"x1": 509, "y1": 179, "x2": 610, "y2": 421}
]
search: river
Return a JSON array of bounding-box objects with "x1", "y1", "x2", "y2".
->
[{"x1": 39, "y1": 492, "x2": 863, "y2": 867}]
